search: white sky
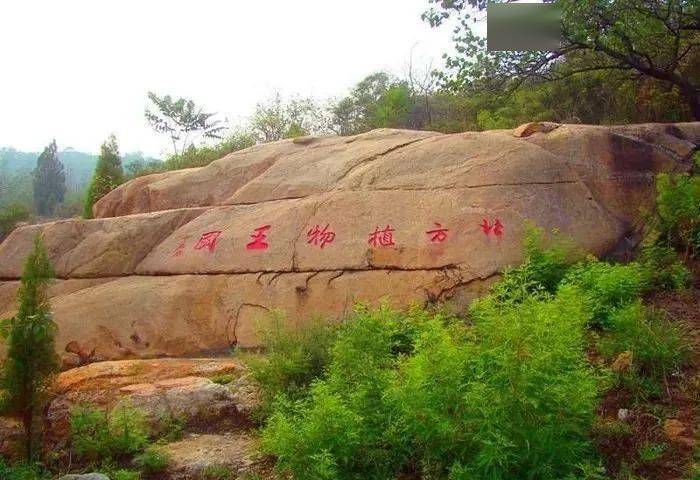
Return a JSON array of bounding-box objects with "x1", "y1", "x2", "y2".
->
[{"x1": 0, "y1": 0, "x2": 456, "y2": 157}]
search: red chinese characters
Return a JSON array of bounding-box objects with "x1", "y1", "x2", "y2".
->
[
  {"x1": 246, "y1": 225, "x2": 271, "y2": 250},
  {"x1": 368, "y1": 225, "x2": 395, "y2": 247},
  {"x1": 193, "y1": 231, "x2": 222, "y2": 252},
  {"x1": 480, "y1": 218, "x2": 504, "y2": 238},
  {"x1": 172, "y1": 237, "x2": 188, "y2": 257},
  {"x1": 426, "y1": 222, "x2": 449, "y2": 243},
  {"x1": 307, "y1": 224, "x2": 336, "y2": 248}
]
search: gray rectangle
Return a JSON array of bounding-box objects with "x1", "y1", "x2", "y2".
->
[{"x1": 487, "y1": 3, "x2": 561, "y2": 51}]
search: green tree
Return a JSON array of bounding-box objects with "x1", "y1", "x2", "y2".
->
[
  {"x1": 424, "y1": 0, "x2": 700, "y2": 119},
  {"x1": 0, "y1": 235, "x2": 60, "y2": 460},
  {"x1": 145, "y1": 92, "x2": 227, "y2": 156},
  {"x1": 0, "y1": 203, "x2": 31, "y2": 242},
  {"x1": 250, "y1": 93, "x2": 327, "y2": 142},
  {"x1": 32, "y1": 140, "x2": 66, "y2": 216},
  {"x1": 83, "y1": 135, "x2": 124, "y2": 219}
]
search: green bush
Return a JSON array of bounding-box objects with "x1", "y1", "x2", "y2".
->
[
  {"x1": 637, "y1": 442, "x2": 666, "y2": 463},
  {"x1": 638, "y1": 240, "x2": 691, "y2": 291},
  {"x1": 108, "y1": 400, "x2": 150, "y2": 455},
  {"x1": 112, "y1": 469, "x2": 141, "y2": 480},
  {"x1": 262, "y1": 296, "x2": 599, "y2": 480},
  {"x1": 203, "y1": 464, "x2": 234, "y2": 480},
  {"x1": 0, "y1": 203, "x2": 31, "y2": 241},
  {"x1": 0, "y1": 459, "x2": 44, "y2": 480},
  {"x1": 560, "y1": 258, "x2": 647, "y2": 328},
  {"x1": 598, "y1": 302, "x2": 689, "y2": 381},
  {"x1": 490, "y1": 225, "x2": 578, "y2": 304},
  {"x1": 248, "y1": 313, "x2": 339, "y2": 411},
  {"x1": 69, "y1": 401, "x2": 150, "y2": 462},
  {"x1": 654, "y1": 172, "x2": 700, "y2": 258},
  {"x1": 133, "y1": 445, "x2": 169, "y2": 474},
  {"x1": 69, "y1": 404, "x2": 111, "y2": 461}
]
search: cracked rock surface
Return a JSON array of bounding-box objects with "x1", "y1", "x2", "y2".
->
[{"x1": 0, "y1": 124, "x2": 698, "y2": 363}]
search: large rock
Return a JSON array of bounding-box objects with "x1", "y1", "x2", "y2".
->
[
  {"x1": 45, "y1": 358, "x2": 255, "y2": 447},
  {"x1": 0, "y1": 124, "x2": 697, "y2": 361}
]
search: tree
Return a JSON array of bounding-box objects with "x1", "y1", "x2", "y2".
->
[
  {"x1": 145, "y1": 92, "x2": 227, "y2": 156},
  {"x1": 424, "y1": 0, "x2": 700, "y2": 119},
  {"x1": 83, "y1": 135, "x2": 124, "y2": 219},
  {"x1": 32, "y1": 140, "x2": 66, "y2": 216},
  {"x1": 250, "y1": 93, "x2": 328, "y2": 142},
  {"x1": 0, "y1": 235, "x2": 59, "y2": 460}
]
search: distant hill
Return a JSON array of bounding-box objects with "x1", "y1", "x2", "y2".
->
[{"x1": 0, "y1": 147, "x2": 161, "y2": 192}]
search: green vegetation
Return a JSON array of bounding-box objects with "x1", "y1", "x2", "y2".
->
[
  {"x1": 637, "y1": 442, "x2": 667, "y2": 464},
  {"x1": 424, "y1": 0, "x2": 699, "y2": 120},
  {"x1": 133, "y1": 445, "x2": 170, "y2": 474},
  {"x1": 31, "y1": 140, "x2": 66, "y2": 216},
  {"x1": 254, "y1": 218, "x2": 695, "y2": 479},
  {"x1": 112, "y1": 469, "x2": 141, "y2": 480},
  {"x1": 0, "y1": 203, "x2": 31, "y2": 242},
  {"x1": 203, "y1": 464, "x2": 234, "y2": 480},
  {"x1": 0, "y1": 235, "x2": 59, "y2": 461},
  {"x1": 145, "y1": 91, "x2": 226, "y2": 157},
  {"x1": 654, "y1": 171, "x2": 700, "y2": 259},
  {"x1": 598, "y1": 302, "x2": 688, "y2": 383},
  {"x1": 0, "y1": 458, "x2": 45, "y2": 480},
  {"x1": 248, "y1": 315, "x2": 339, "y2": 413},
  {"x1": 69, "y1": 401, "x2": 149, "y2": 462},
  {"x1": 83, "y1": 134, "x2": 124, "y2": 219}
]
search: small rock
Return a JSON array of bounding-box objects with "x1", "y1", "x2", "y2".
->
[
  {"x1": 58, "y1": 473, "x2": 110, "y2": 480},
  {"x1": 617, "y1": 408, "x2": 631, "y2": 421},
  {"x1": 513, "y1": 122, "x2": 559, "y2": 138}
]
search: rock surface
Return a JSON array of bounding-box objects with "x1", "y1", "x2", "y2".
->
[
  {"x1": 159, "y1": 433, "x2": 264, "y2": 479},
  {"x1": 45, "y1": 358, "x2": 256, "y2": 447},
  {"x1": 0, "y1": 123, "x2": 698, "y2": 361}
]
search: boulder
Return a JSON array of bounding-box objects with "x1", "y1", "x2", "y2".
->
[
  {"x1": 158, "y1": 433, "x2": 264, "y2": 479},
  {"x1": 0, "y1": 124, "x2": 697, "y2": 361},
  {"x1": 45, "y1": 358, "x2": 255, "y2": 447}
]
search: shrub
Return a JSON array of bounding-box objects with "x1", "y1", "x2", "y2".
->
[
  {"x1": 210, "y1": 373, "x2": 236, "y2": 385},
  {"x1": 598, "y1": 302, "x2": 689, "y2": 381},
  {"x1": 108, "y1": 400, "x2": 150, "y2": 455},
  {"x1": 248, "y1": 313, "x2": 339, "y2": 411},
  {"x1": 654, "y1": 172, "x2": 700, "y2": 258},
  {"x1": 263, "y1": 296, "x2": 599, "y2": 480},
  {"x1": 489, "y1": 225, "x2": 578, "y2": 304},
  {"x1": 637, "y1": 442, "x2": 666, "y2": 463},
  {"x1": 0, "y1": 459, "x2": 44, "y2": 480},
  {"x1": 133, "y1": 445, "x2": 169, "y2": 474},
  {"x1": 203, "y1": 464, "x2": 233, "y2": 480},
  {"x1": 69, "y1": 404, "x2": 111, "y2": 461},
  {"x1": 638, "y1": 240, "x2": 691, "y2": 290},
  {"x1": 560, "y1": 258, "x2": 647, "y2": 328},
  {"x1": 112, "y1": 469, "x2": 141, "y2": 480},
  {"x1": 0, "y1": 203, "x2": 31, "y2": 242},
  {"x1": 70, "y1": 401, "x2": 151, "y2": 462}
]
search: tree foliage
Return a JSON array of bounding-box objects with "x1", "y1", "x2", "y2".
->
[
  {"x1": 251, "y1": 93, "x2": 329, "y2": 142},
  {"x1": 0, "y1": 235, "x2": 59, "y2": 460},
  {"x1": 32, "y1": 140, "x2": 66, "y2": 216},
  {"x1": 145, "y1": 92, "x2": 227, "y2": 156},
  {"x1": 423, "y1": 0, "x2": 700, "y2": 119},
  {"x1": 83, "y1": 134, "x2": 124, "y2": 219}
]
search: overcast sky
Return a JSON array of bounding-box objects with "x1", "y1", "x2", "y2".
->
[{"x1": 0, "y1": 0, "x2": 456, "y2": 157}]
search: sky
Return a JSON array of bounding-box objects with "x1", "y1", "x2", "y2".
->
[{"x1": 0, "y1": 0, "x2": 456, "y2": 157}]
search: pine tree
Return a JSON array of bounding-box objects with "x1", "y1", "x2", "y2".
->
[
  {"x1": 32, "y1": 140, "x2": 66, "y2": 216},
  {"x1": 0, "y1": 235, "x2": 59, "y2": 460},
  {"x1": 83, "y1": 135, "x2": 124, "y2": 219}
]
